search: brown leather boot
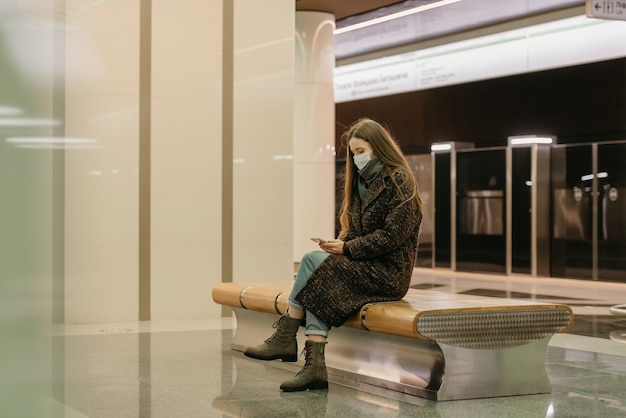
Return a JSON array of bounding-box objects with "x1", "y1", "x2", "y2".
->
[
  {"x1": 279, "y1": 340, "x2": 328, "y2": 392},
  {"x1": 244, "y1": 314, "x2": 300, "y2": 362}
]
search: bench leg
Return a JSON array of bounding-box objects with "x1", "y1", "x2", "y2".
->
[
  {"x1": 229, "y1": 308, "x2": 554, "y2": 401},
  {"x1": 434, "y1": 338, "x2": 553, "y2": 400}
]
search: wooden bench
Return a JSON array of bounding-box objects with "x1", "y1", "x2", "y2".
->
[{"x1": 212, "y1": 280, "x2": 574, "y2": 401}]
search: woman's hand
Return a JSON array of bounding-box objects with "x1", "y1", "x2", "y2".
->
[{"x1": 319, "y1": 239, "x2": 344, "y2": 255}]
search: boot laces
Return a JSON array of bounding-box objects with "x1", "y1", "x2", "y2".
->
[
  {"x1": 295, "y1": 344, "x2": 313, "y2": 377},
  {"x1": 263, "y1": 316, "x2": 286, "y2": 344}
]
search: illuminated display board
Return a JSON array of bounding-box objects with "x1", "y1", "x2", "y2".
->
[{"x1": 335, "y1": 16, "x2": 626, "y2": 103}]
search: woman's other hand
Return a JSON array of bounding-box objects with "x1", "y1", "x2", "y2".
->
[{"x1": 319, "y1": 239, "x2": 344, "y2": 255}]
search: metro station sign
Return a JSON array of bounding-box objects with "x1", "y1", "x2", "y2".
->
[{"x1": 586, "y1": 0, "x2": 626, "y2": 20}]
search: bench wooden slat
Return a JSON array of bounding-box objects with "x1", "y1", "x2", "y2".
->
[
  {"x1": 212, "y1": 281, "x2": 574, "y2": 342},
  {"x1": 212, "y1": 281, "x2": 292, "y2": 314},
  {"x1": 358, "y1": 301, "x2": 422, "y2": 338}
]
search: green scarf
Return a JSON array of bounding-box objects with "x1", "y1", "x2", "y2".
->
[{"x1": 356, "y1": 156, "x2": 385, "y2": 201}]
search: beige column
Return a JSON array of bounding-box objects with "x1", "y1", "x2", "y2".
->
[
  {"x1": 231, "y1": 0, "x2": 295, "y2": 281},
  {"x1": 150, "y1": 0, "x2": 223, "y2": 319},
  {"x1": 293, "y1": 12, "x2": 336, "y2": 262},
  {"x1": 63, "y1": 0, "x2": 141, "y2": 322}
]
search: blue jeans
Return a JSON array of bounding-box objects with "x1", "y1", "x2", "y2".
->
[{"x1": 288, "y1": 250, "x2": 331, "y2": 337}]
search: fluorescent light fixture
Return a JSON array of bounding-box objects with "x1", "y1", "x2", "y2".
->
[
  {"x1": 0, "y1": 118, "x2": 61, "y2": 127},
  {"x1": 5, "y1": 137, "x2": 96, "y2": 145},
  {"x1": 334, "y1": 0, "x2": 463, "y2": 35},
  {"x1": 508, "y1": 135, "x2": 555, "y2": 145},
  {"x1": 431, "y1": 143, "x2": 452, "y2": 151},
  {"x1": 0, "y1": 106, "x2": 22, "y2": 116},
  {"x1": 581, "y1": 172, "x2": 608, "y2": 181},
  {"x1": 5, "y1": 137, "x2": 99, "y2": 149}
]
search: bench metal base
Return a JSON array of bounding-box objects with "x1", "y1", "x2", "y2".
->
[{"x1": 230, "y1": 308, "x2": 554, "y2": 401}]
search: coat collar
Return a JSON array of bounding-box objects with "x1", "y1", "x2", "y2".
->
[{"x1": 359, "y1": 170, "x2": 388, "y2": 211}]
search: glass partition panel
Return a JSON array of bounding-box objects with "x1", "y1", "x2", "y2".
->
[
  {"x1": 551, "y1": 144, "x2": 593, "y2": 279},
  {"x1": 597, "y1": 142, "x2": 626, "y2": 282},
  {"x1": 456, "y1": 148, "x2": 506, "y2": 273},
  {"x1": 511, "y1": 147, "x2": 532, "y2": 274},
  {"x1": 434, "y1": 152, "x2": 451, "y2": 268}
]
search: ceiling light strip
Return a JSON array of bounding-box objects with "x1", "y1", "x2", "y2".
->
[{"x1": 334, "y1": 0, "x2": 463, "y2": 35}]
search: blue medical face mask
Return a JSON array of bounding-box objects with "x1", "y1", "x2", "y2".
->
[{"x1": 353, "y1": 152, "x2": 371, "y2": 171}]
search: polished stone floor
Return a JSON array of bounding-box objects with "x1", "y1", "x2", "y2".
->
[{"x1": 43, "y1": 269, "x2": 626, "y2": 417}]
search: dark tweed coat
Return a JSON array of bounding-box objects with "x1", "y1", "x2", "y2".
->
[{"x1": 295, "y1": 168, "x2": 422, "y2": 327}]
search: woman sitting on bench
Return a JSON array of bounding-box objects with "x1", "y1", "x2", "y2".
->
[{"x1": 244, "y1": 118, "x2": 423, "y2": 392}]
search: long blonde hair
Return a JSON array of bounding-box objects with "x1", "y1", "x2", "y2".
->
[{"x1": 338, "y1": 118, "x2": 422, "y2": 239}]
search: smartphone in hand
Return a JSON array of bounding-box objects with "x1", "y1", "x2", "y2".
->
[{"x1": 310, "y1": 238, "x2": 327, "y2": 244}]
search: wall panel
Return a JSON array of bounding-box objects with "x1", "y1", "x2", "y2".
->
[
  {"x1": 150, "y1": 0, "x2": 222, "y2": 319},
  {"x1": 64, "y1": 0, "x2": 140, "y2": 322}
]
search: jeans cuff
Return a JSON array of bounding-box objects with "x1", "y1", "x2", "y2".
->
[
  {"x1": 287, "y1": 301, "x2": 303, "y2": 312},
  {"x1": 304, "y1": 329, "x2": 329, "y2": 337}
]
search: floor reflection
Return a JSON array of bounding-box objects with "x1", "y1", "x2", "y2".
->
[{"x1": 46, "y1": 271, "x2": 626, "y2": 418}]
